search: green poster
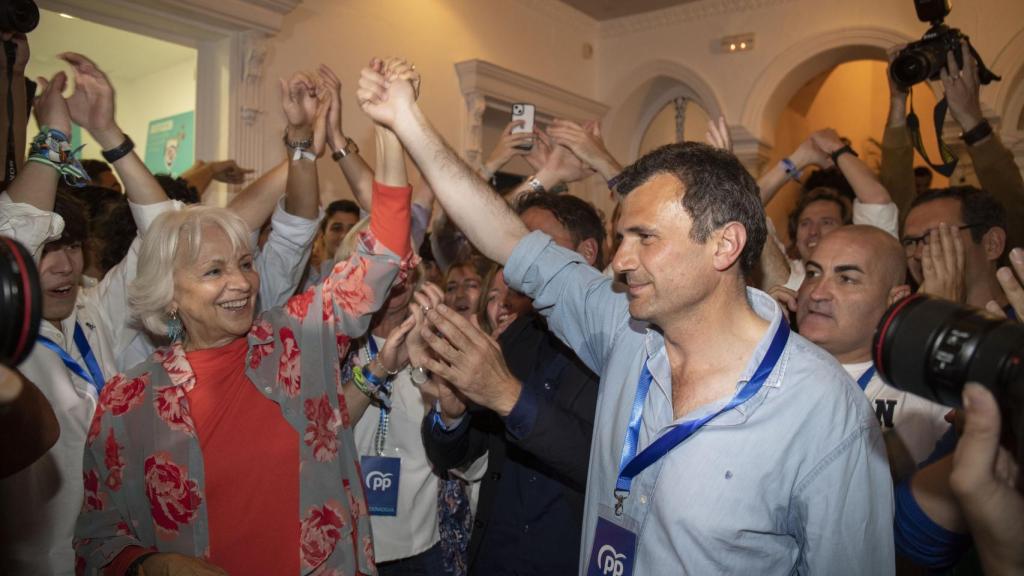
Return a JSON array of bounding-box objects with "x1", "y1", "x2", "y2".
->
[{"x1": 144, "y1": 111, "x2": 194, "y2": 177}]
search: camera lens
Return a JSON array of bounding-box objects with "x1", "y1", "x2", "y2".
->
[
  {"x1": 873, "y1": 294, "x2": 1024, "y2": 408},
  {"x1": 0, "y1": 0, "x2": 40, "y2": 35},
  {"x1": 0, "y1": 236, "x2": 41, "y2": 366},
  {"x1": 891, "y1": 51, "x2": 932, "y2": 88}
]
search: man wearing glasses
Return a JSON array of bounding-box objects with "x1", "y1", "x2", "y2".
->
[{"x1": 901, "y1": 186, "x2": 1011, "y2": 314}]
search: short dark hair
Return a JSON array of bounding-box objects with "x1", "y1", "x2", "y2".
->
[
  {"x1": 514, "y1": 191, "x2": 607, "y2": 268},
  {"x1": 787, "y1": 187, "x2": 852, "y2": 244},
  {"x1": 155, "y1": 174, "x2": 200, "y2": 204},
  {"x1": 322, "y1": 200, "x2": 361, "y2": 232},
  {"x1": 613, "y1": 142, "x2": 765, "y2": 275},
  {"x1": 802, "y1": 167, "x2": 854, "y2": 202},
  {"x1": 910, "y1": 186, "x2": 1006, "y2": 245},
  {"x1": 81, "y1": 159, "x2": 113, "y2": 181},
  {"x1": 51, "y1": 191, "x2": 88, "y2": 247}
]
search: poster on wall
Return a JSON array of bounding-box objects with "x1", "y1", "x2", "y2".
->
[{"x1": 144, "y1": 111, "x2": 194, "y2": 177}]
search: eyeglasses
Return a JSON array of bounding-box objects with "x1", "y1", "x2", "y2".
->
[{"x1": 901, "y1": 223, "x2": 985, "y2": 253}]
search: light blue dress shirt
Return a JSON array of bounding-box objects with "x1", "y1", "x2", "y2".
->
[{"x1": 505, "y1": 230, "x2": 895, "y2": 575}]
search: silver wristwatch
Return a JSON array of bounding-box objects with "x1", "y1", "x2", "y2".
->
[{"x1": 331, "y1": 137, "x2": 359, "y2": 162}]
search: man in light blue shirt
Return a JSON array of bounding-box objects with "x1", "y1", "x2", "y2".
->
[{"x1": 355, "y1": 59, "x2": 894, "y2": 574}]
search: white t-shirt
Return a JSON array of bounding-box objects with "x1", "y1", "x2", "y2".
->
[
  {"x1": 843, "y1": 361, "x2": 951, "y2": 466},
  {"x1": 783, "y1": 200, "x2": 900, "y2": 291},
  {"x1": 351, "y1": 335, "x2": 442, "y2": 563}
]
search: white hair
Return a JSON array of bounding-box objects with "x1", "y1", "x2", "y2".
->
[{"x1": 129, "y1": 205, "x2": 253, "y2": 336}]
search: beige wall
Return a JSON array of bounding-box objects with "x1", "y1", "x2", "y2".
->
[{"x1": 260, "y1": 0, "x2": 598, "y2": 201}]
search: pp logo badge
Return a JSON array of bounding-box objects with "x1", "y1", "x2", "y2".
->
[
  {"x1": 586, "y1": 515, "x2": 635, "y2": 576},
  {"x1": 597, "y1": 545, "x2": 626, "y2": 576},
  {"x1": 366, "y1": 470, "x2": 393, "y2": 492},
  {"x1": 361, "y1": 455, "x2": 400, "y2": 516}
]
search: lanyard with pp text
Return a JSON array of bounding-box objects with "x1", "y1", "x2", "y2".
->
[
  {"x1": 857, "y1": 365, "x2": 876, "y2": 391},
  {"x1": 613, "y1": 319, "x2": 790, "y2": 515},
  {"x1": 37, "y1": 322, "x2": 106, "y2": 394}
]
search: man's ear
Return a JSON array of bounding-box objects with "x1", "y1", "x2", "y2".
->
[
  {"x1": 576, "y1": 237, "x2": 600, "y2": 267},
  {"x1": 887, "y1": 284, "x2": 912, "y2": 306},
  {"x1": 981, "y1": 226, "x2": 1006, "y2": 263},
  {"x1": 712, "y1": 222, "x2": 747, "y2": 272}
]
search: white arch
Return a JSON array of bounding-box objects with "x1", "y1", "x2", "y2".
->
[
  {"x1": 740, "y1": 26, "x2": 917, "y2": 146},
  {"x1": 601, "y1": 60, "x2": 723, "y2": 162}
]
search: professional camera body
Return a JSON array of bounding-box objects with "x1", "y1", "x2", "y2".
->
[
  {"x1": 0, "y1": 235, "x2": 41, "y2": 366},
  {"x1": 891, "y1": 0, "x2": 1000, "y2": 89},
  {"x1": 874, "y1": 294, "x2": 1022, "y2": 489},
  {"x1": 0, "y1": 0, "x2": 39, "y2": 35}
]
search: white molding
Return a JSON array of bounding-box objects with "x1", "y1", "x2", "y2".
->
[
  {"x1": 600, "y1": 0, "x2": 797, "y2": 38},
  {"x1": 455, "y1": 59, "x2": 609, "y2": 167}
]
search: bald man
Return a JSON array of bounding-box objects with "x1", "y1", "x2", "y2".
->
[{"x1": 783, "y1": 225, "x2": 951, "y2": 478}]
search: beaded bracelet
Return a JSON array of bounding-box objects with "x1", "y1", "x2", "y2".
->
[{"x1": 26, "y1": 127, "x2": 89, "y2": 187}]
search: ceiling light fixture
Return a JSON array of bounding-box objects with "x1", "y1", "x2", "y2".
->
[
  {"x1": 721, "y1": 33, "x2": 754, "y2": 53},
  {"x1": 59, "y1": 13, "x2": 76, "y2": 19}
]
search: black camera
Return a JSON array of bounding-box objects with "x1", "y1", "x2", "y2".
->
[
  {"x1": 0, "y1": 0, "x2": 39, "y2": 35},
  {"x1": 0, "y1": 236, "x2": 41, "y2": 366},
  {"x1": 890, "y1": 0, "x2": 999, "y2": 89},
  {"x1": 873, "y1": 294, "x2": 1022, "y2": 484}
]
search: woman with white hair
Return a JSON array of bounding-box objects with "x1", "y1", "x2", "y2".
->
[{"x1": 74, "y1": 60, "x2": 418, "y2": 576}]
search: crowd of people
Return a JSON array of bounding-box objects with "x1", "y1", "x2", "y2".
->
[{"x1": 0, "y1": 19, "x2": 1022, "y2": 576}]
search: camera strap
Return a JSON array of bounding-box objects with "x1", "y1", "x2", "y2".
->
[{"x1": 907, "y1": 94, "x2": 958, "y2": 177}]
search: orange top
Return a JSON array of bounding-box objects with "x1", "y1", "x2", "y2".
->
[{"x1": 186, "y1": 337, "x2": 299, "y2": 574}]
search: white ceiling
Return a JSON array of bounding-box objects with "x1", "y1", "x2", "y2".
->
[
  {"x1": 26, "y1": 9, "x2": 195, "y2": 82},
  {"x1": 558, "y1": 0, "x2": 701, "y2": 21}
]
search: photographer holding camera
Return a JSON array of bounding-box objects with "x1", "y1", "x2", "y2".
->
[{"x1": 882, "y1": 38, "x2": 1024, "y2": 255}]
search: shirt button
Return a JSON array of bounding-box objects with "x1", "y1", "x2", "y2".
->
[
  {"x1": 639, "y1": 495, "x2": 648, "y2": 505},
  {"x1": 523, "y1": 524, "x2": 529, "y2": 533},
  {"x1": 543, "y1": 382, "x2": 551, "y2": 391}
]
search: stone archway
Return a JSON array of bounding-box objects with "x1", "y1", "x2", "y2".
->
[
  {"x1": 740, "y1": 26, "x2": 918, "y2": 149},
  {"x1": 601, "y1": 59, "x2": 723, "y2": 165}
]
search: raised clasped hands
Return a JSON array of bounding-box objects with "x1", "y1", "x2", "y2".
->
[
  {"x1": 356, "y1": 57, "x2": 421, "y2": 129},
  {"x1": 280, "y1": 71, "x2": 330, "y2": 157}
]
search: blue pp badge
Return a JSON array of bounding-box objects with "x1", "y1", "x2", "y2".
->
[
  {"x1": 361, "y1": 456, "x2": 400, "y2": 516},
  {"x1": 586, "y1": 506, "x2": 638, "y2": 576}
]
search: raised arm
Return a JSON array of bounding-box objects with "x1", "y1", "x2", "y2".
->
[
  {"x1": 320, "y1": 64, "x2": 375, "y2": 209},
  {"x1": 757, "y1": 136, "x2": 830, "y2": 205},
  {"x1": 810, "y1": 129, "x2": 892, "y2": 205},
  {"x1": 546, "y1": 119, "x2": 622, "y2": 182},
  {"x1": 61, "y1": 52, "x2": 166, "y2": 207},
  {"x1": 356, "y1": 58, "x2": 526, "y2": 265},
  {"x1": 226, "y1": 160, "x2": 288, "y2": 230},
  {"x1": 943, "y1": 41, "x2": 1024, "y2": 251},
  {"x1": 4, "y1": 72, "x2": 69, "y2": 210},
  {"x1": 880, "y1": 44, "x2": 916, "y2": 215},
  {"x1": 179, "y1": 159, "x2": 253, "y2": 199}
]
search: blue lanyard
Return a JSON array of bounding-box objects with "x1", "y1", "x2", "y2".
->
[
  {"x1": 364, "y1": 336, "x2": 391, "y2": 455},
  {"x1": 857, "y1": 365, "x2": 876, "y2": 391},
  {"x1": 613, "y1": 319, "x2": 790, "y2": 514},
  {"x1": 37, "y1": 322, "x2": 106, "y2": 394}
]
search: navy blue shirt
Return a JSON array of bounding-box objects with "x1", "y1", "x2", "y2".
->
[{"x1": 422, "y1": 314, "x2": 598, "y2": 575}]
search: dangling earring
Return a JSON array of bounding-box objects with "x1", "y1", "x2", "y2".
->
[{"x1": 167, "y1": 310, "x2": 184, "y2": 343}]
